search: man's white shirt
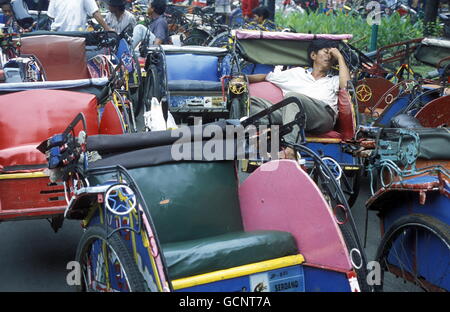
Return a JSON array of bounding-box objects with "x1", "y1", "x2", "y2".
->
[
  {"x1": 48, "y1": 0, "x2": 99, "y2": 32},
  {"x1": 105, "y1": 11, "x2": 137, "y2": 34},
  {"x1": 266, "y1": 67, "x2": 340, "y2": 114}
]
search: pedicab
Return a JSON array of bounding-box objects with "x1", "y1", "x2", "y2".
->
[
  {"x1": 21, "y1": 29, "x2": 143, "y2": 129},
  {"x1": 0, "y1": 32, "x2": 128, "y2": 230},
  {"x1": 354, "y1": 37, "x2": 450, "y2": 127},
  {"x1": 225, "y1": 30, "x2": 363, "y2": 207},
  {"x1": 141, "y1": 45, "x2": 233, "y2": 125},
  {"x1": 353, "y1": 123, "x2": 450, "y2": 291},
  {"x1": 36, "y1": 97, "x2": 371, "y2": 292}
]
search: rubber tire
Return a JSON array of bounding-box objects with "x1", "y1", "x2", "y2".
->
[
  {"x1": 374, "y1": 213, "x2": 450, "y2": 292},
  {"x1": 143, "y1": 64, "x2": 162, "y2": 113},
  {"x1": 229, "y1": 97, "x2": 242, "y2": 119},
  {"x1": 343, "y1": 169, "x2": 361, "y2": 209},
  {"x1": 208, "y1": 31, "x2": 230, "y2": 48},
  {"x1": 76, "y1": 225, "x2": 148, "y2": 292},
  {"x1": 131, "y1": 53, "x2": 143, "y2": 116},
  {"x1": 183, "y1": 32, "x2": 208, "y2": 46},
  {"x1": 114, "y1": 91, "x2": 132, "y2": 133}
]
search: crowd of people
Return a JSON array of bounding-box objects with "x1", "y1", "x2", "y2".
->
[{"x1": 0, "y1": 1, "x2": 283, "y2": 45}]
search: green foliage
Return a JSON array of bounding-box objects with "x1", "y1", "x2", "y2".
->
[{"x1": 275, "y1": 11, "x2": 425, "y2": 51}]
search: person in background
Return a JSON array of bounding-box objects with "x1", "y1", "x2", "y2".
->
[
  {"x1": 132, "y1": 0, "x2": 170, "y2": 49},
  {"x1": 215, "y1": 0, "x2": 231, "y2": 25},
  {"x1": 104, "y1": 0, "x2": 136, "y2": 34},
  {"x1": 47, "y1": 0, "x2": 113, "y2": 32},
  {"x1": 242, "y1": 0, "x2": 259, "y2": 19},
  {"x1": 251, "y1": 6, "x2": 278, "y2": 30},
  {"x1": 0, "y1": 0, "x2": 16, "y2": 33},
  {"x1": 0, "y1": 0, "x2": 34, "y2": 33},
  {"x1": 23, "y1": 0, "x2": 49, "y2": 10}
]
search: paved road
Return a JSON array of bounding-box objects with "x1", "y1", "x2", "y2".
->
[{"x1": 0, "y1": 174, "x2": 381, "y2": 292}]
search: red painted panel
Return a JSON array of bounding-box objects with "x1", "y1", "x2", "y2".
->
[
  {"x1": 415, "y1": 95, "x2": 450, "y2": 128},
  {"x1": 335, "y1": 89, "x2": 356, "y2": 141},
  {"x1": 99, "y1": 101, "x2": 126, "y2": 135},
  {"x1": 0, "y1": 176, "x2": 66, "y2": 219},
  {"x1": 0, "y1": 90, "x2": 99, "y2": 170}
]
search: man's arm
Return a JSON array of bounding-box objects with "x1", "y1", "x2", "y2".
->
[
  {"x1": 93, "y1": 11, "x2": 113, "y2": 32},
  {"x1": 330, "y1": 47, "x2": 351, "y2": 89},
  {"x1": 246, "y1": 74, "x2": 267, "y2": 83}
]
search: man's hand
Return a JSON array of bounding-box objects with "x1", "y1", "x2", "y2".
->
[
  {"x1": 329, "y1": 47, "x2": 344, "y2": 63},
  {"x1": 329, "y1": 47, "x2": 351, "y2": 89}
]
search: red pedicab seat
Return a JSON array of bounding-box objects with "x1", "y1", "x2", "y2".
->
[
  {"x1": 248, "y1": 81, "x2": 357, "y2": 142},
  {"x1": 19, "y1": 35, "x2": 91, "y2": 81},
  {"x1": 0, "y1": 89, "x2": 101, "y2": 219},
  {"x1": 0, "y1": 89, "x2": 99, "y2": 172}
]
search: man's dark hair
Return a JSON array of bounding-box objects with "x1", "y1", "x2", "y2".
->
[
  {"x1": 151, "y1": 0, "x2": 167, "y2": 15},
  {"x1": 307, "y1": 39, "x2": 339, "y2": 66},
  {"x1": 252, "y1": 6, "x2": 270, "y2": 20},
  {"x1": 0, "y1": 0, "x2": 11, "y2": 5},
  {"x1": 115, "y1": 5, "x2": 126, "y2": 12}
]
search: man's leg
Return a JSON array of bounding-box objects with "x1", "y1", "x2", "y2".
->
[
  {"x1": 249, "y1": 96, "x2": 283, "y2": 125},
  {"x1": 282, "y1": 92, "x2": 336, "y2": 144}
]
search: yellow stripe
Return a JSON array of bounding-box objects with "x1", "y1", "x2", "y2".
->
[
  {"x1": 306, "y1": 137, "x2": 342, "y2": 143},
  {"x1": 172, "y1": 254, "x2": 304, "y2": 290},
  {"x1": 0, "y1": 171, "x2": 48, "y2": 180},
  {"x1": 343, "y1": 166, "x2": 360, "y2": 171}
]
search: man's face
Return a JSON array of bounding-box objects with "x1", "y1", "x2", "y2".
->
[
  {"x1": 147, "y1": 5, "x2": 154, "y2": 16},
  {"x1": 109, "y1": 5, "x2": 120, "y2": 15},
  {"x1": 311, "y1": 47, "x2": 335, "y2": 69},
  {"x1": 1, "y1": 4, "x2": 13, "y2": 17},
  {"x1": 255, "y1": 14, "x2": 264, "y2": 24}
]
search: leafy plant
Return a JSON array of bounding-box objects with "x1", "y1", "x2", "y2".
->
[{"x1": 275, "y1": 11, "x2": 426, "y2": 52}]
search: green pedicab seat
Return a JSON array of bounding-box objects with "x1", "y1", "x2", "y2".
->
[
  {"x1": 163, "y1": 230, "x2": 297, "y2": 280},
  {"x1": 88, "y1": 129, "x2": 299, "y2": 280}
]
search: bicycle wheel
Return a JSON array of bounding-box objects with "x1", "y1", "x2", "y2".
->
[
  {"x1": 142, "y1": 64, "x2": 162, "y2": 113},
  {"x1": 113, "y1": 90, "x2": 133, "y2": 133},
  {"x1": 76, "y1": 225, "x2": 148, "y2": 292},
  {"x1": 208, "y1": 31, "x2": 230, "y2": 48},
  {"x1": 183, "y1": 29, "x2": 209, "y2": 46},
  {"x1": 375, "y1": 214, "x2": 450, "y2": 292}
]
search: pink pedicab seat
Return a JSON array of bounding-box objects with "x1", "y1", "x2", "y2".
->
[
  {"x1": 239, "y1": 159, "x2": 353, "y2": 271},
  {"x1": 19, "y1": 35, "x2": 91, "y2": 81},
  {"x1": 248, "y1": 81, "x2": 357, "y2": 142},
  {"x1": 0, "y1": 89, "x2": 99, "y2": 172}
]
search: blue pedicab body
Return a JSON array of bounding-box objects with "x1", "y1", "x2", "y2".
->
[
  {"x1": 142, "y1": 45, "x2": 233, "y2": 124},
  {"x1": 362, "y1": 127, "x2": 450, "y2": 291}
]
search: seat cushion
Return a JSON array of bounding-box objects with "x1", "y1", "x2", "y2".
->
[
  {"x1": 307, "y1": 130, "x2": 342, "y2": 140},
  {"x1": 168, "y1": 80, "x2": 222, "y2": 92},
  {"x1": 163, "y1": 230, "x2": 298, "y2": 280},
  {"x1": 166, "y1": 54, "x2": 219, "y2": 81},
  {"x1": 249, "y1": 81, "x2": 283, "y2": 104},
  {"x1": 0, "y1": 89, "x2": 99, "y2": 171},
  {"x1": 20, "y1": 35, "x2": 90, "y2": 81}
]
